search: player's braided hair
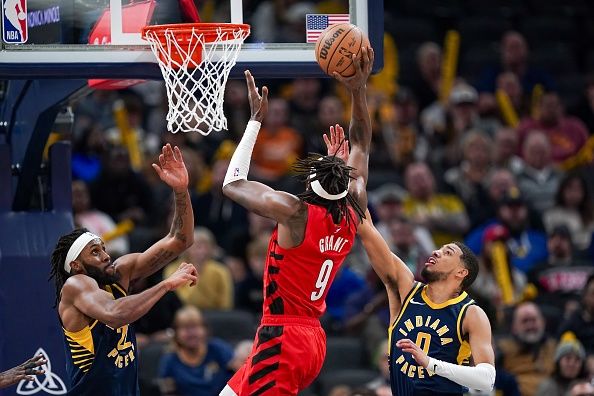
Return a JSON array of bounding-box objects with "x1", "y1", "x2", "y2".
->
[
  {"x1": 293, "y1": 153, "x2": 365, "y2": 225},
  {"x1": 49, "y1": 228, "x2": 88, "y2": 308}
]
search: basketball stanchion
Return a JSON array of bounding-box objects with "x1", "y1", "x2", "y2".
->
[{"x1": 142, "y1": 23, "x2": 250, "y2": 135}]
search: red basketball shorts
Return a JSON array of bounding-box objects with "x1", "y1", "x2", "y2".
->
[{"x1": 223, "y1": 315, "x2": 326, "y2": 396}]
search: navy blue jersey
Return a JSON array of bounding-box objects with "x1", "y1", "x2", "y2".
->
[
  {"x1": 389, "y1": 282, "x2": 474, "y2": 396},
  {"x1": 63, "y1": 283, "x2": 138, "y2": 395}
]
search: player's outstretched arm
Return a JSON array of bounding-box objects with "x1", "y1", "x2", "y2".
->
[
  {"x1": 0, "y1": 355, "x2": 46, "y2": 389},
  {"x1": 64, "y1": 263, "x2": 198, "y2": 329},
  {"x1": 222, "y1": 70, "x2": 303, "y2": 224},
  {"x1": 358, "y1": 210, "x2": 415, "y2": 300},
  {"x1": 333, "y1": 47, "x2": 374, "y2": 210},
  {"x1": 116, "y1": 144, "x2": 194, "y2": 284},
  {"x1": 397, "y1": 305, "x2": 495, "y2": 392}
]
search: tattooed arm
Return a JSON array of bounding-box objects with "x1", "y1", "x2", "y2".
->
[{"x1": 115, "y1": 144, "x2": 194, "y2": 288}]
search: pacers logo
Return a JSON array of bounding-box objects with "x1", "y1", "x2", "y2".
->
[
  {"x1": 2, "y1": 0, "x2": 27, "y2": 43},
  {"x1": 16, "y1": 348, "x2": 66, "y2": 395}
]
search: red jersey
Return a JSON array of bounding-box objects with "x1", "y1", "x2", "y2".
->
[{"x1": 262, "y1": 203, "x2": 358, "y2": 318}]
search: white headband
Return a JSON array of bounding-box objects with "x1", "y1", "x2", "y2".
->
[
  {"x1": 64, "y1": 232, "x2": 101, "y2": 273},
  {"x1": 309, "y1": 172, "x2": 349, "y2": 201}
]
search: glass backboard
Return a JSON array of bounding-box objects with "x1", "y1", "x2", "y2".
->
[{"x1": 0, "y1": 0, "x2": 382, "y2": 79}]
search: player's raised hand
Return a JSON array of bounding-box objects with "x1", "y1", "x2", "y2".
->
[
  {"x1": 245, "y1": 70, "x2": 269, "y2": 123},
  {"x1": 333, "y1": 46, "x2": 374, "y2": 91},
  {"x1": 396, "y1": 339, "x2": 430, "y2": 368},
  {"x1": 323, "y1": 124, "x2": 349, "y2": 163},
  {"x1": 0, "y1": 354, "x2": 46, "y2": 389},
  {"x1": 152, "y1": 144, "x2": 189, "y2": 193},
  {"x1": 165, "y1": 262, "x2": 198, "y2": 290}
]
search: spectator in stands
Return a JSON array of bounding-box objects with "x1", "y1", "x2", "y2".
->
[
  {"x1": 529, "y1": 226, "x2": 594, "y2": 317},
  {"x1": 493, "y1": 127, "x2": 524, "y2": 174},
  {"x1": 515, "y1": 131, "x2": 562, "y2": 215},
  {"x1": 325, "y1": 263, "x2": 366, "y2": 332},
  {"x1": 106, "y1": 94, "x2": 159, "y2": 155},
  {"x1": 223, "y1": 80, "x2": 250, "y2": 141},
  {"x1": 309, "y1": 95, "x2": 346, "y2": 154},
  {"x1": 90, "y1": 144, "x2": 154, "y2": 224},
  {"x1": 468, "y1": 168, "x2": 518, "y2": 228},
  {"x1": 410, "y1": 42, "x2": 442, "y2": 110},
  {"x1": 386, "y1": 215, "x2": 429, "y2": 279},
  {"x1": 471, "y1": 224, "x2": 527, "y2": 313},
  {"x1": 165, "y1": 227, "x2": 233, "y2": 310},
  {"x1": 479, "y1": 71, "x2": 529, "y2": 125},
  {"x1": 374, "y1": 88, "x2": 427, "y2": 172},
  {"x1": 288, "y1": 78, "x2": 322, "y2": 141},
  {"x1": 498, "y1": 302, "x2": 557, "y2": 396},
  {"x1": 233, "y1": 235, "x2": 269, "y2": 313},
  {"x1": 465, "y1": 187, "x2": 548, "y2": 273},
  {"x1": 559, "y1": 275, "x2": 594, "y2": 354},
  {"x1": 517, "y1": 92, "x2": 589, "y2": 164},
  {"x1": 225, "y1": 211, "x2": 275, "y2": 280},
  {"x1": 72, "y1": 180, "x2": 129, "y2": 258},
  {"x1": 569, "y1": 72, "x2": 594, "y2": 134},
  {"x1": 536, "y1": 339, "x2": 589, "y2": 396},
  {"x1": 72, "y1": 90, "x2": 118, "y2": 133},
  {"x1": 72, "y1": 124, "x2": 108, "y2": 183},
  {"x1": 496, "y1": 71, "x2": 530, "y2": 119},
  {"x1": 421, "y1": 83, "x2": 499, "y2": 169},
  {"x1": 369, "y1": 184, "x2": 435, "y2": 259},
  {"x1": 444, "y1": 129, "x2": 494, "y2": 209},
  {"x1": 344, "y1": 268, "x2": 390, "y2": 356},
  {"x1": 251, "y1": 97, "x2": 303, "y2": 184},
  {"x1": 544, "y1": 173, "x2": 594, "y2": 253},
  {"x1": 158, "y1": 306, "x2": 237, "y2": 396},
  {"x1": 192, "y1": 148, "x2": 248, "y2": 251},
  {"x1": 476, "y1": 31, "x2": 554, "y2": 94},
  {"x1": 366, "y1": 339, "x2": 390, "y2": 391},
  {"x1": 566, "y1": 379, "x2": 594, "y2": 396},
  {"x1": 402, "y1": 162, "x2": 470, "y2": 247}
]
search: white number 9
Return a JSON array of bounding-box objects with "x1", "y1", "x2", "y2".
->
[{"x1": 311, "y1": 260, "x2": 333, "y2": 301}]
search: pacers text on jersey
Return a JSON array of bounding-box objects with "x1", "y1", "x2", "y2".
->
[{"x1": 393, "y1": 314, "x2": 455, "y2": 379}]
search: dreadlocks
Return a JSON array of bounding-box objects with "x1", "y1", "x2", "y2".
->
[
  {"x1": 293, "y1": 153, "x2": 365, "y2": 225},
  {"x1": 49, "y1": 228, "x2": 88, "y2": 308}
]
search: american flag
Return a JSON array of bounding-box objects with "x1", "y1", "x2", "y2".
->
[{"x1": 306, "y1": 14, "x2": 350, "y2": 43}]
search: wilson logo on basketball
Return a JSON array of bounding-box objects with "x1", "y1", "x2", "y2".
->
[{"x1": 318, "y1": 28, "x2": 345, "y2": 60}]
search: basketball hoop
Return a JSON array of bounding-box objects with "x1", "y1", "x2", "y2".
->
[{"x1": 142, "y1": 23, "x2": 250, "y2": 135}]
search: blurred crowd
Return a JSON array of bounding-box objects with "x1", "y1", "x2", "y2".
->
[{"x1": 59, "y1": 1, "x2": 594, "y2": 395}]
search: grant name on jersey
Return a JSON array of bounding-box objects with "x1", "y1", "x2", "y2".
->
[
  {"x1": 319, "y1": 236, "x2": 349, "y2": 253},
  {"x1": 393, "y1": 315, "x2": 454, "y2": 379}
]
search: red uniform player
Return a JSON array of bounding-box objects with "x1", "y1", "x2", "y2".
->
[{"x1": 220, "y1": 47, "x2": 374, "y2": 396}]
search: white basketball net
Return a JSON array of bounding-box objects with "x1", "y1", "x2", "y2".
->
[{"x1": 144, "y1": 25, "x2": 249, "y2": 135}]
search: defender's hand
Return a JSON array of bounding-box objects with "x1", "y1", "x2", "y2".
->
[
  {"x1": 245, "y1": 70, "x2": 269, "y2": 123},
  {"x1": 152, "y1": 144, "x2": 189, "y2": 193},
  {"x1": 333, "y1": 46, "x2": 375, "y2": 91},
  {"x1": 396, "y1": 339, "x2": 430, "y2": 368},
  {"x1": 323, "y1": 124, "x2": 349, "y2": 163},
  {"x1": 0, "y1": 355, "x2": 46, "y2": 389},
  {"x1": 165, "y1": 262, "x2": 198, "y2": 290}
]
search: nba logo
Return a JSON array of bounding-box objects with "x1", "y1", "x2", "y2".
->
[{"x1": 2, "y1": 0, "x2": 27, "y2": 43}]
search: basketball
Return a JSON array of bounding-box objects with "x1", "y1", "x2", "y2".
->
[
  {"x1": 18, "y1": 12, "x2": 26, "y2": 20},
  {"x1": 314, "y1": 23, "x2": 370, "y2": 77}
]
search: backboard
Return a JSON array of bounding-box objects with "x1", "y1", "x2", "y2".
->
[{"x1": 0, "y1": 0, "x2": 383, "y2": 79}]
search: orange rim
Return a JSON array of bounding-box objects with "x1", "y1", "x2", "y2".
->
[{"x1": 142, "y1": 23, "x2": 250, "y2": 44}]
